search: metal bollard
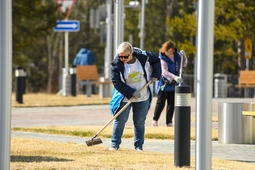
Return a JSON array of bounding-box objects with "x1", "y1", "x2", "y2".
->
[
  {"x1": 174, "y1": 85, "x2": 191, "y2": 167},
  {"x1": 70, "y1": 67, "x2": 77, "y2": 96},
  {"x1": 15, "y1": 66, "x2": 25, "y2": 103}
]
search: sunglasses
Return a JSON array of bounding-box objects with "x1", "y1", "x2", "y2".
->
[{"x1": 118, "y1": 54, "x2": 130, "y2": 59}]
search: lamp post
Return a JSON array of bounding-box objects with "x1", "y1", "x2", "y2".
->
[
  {"x1": 125, "y1": 0, "x2": 146, "y2": 49},
  {"x1": 114, "y1": 0, "x2": 124, "y2": 55},
  {"x1": 114, "y1": 0, "x2": 146, "y2": 54},
  {"x1": 105, "y1": 0, "x2": 112, "y2": 80},
  {"x1": 0, "y1": 0, "x2": 12, "y2": 169},
  {"x1": 124, "y1": 1, "x2": 140, "y2": 45},
  {"x1": 139, "y1": 0, "x2": 146, "y2": 49},
  {"x1": 196, "y1": 0, "x2": 215, "y2": 169}
]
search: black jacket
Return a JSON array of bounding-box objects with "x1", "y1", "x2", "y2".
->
[{"x1": 111, "y1": 49, "x2": 161, "y2": 99}]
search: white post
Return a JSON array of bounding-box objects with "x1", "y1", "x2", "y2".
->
[
  {"x1": 65, "y1": 30, "x2": 69, "y2": 68},
  {"x1": 105, "y1": 0, "x2": 112, "y2": 80},
  {"x1": 113, "y1": 0, "x2": 117, "y2": 55},
  {"x1": 120, "y1": 0, "x2": 124, "y2": 43},
  {"x1": 139, "y1": 0, "x2": 146, "y2": 49},
  {"x1": 193, "y1": 2, "x2": 198, "y2": 97},
  {"x1": 129, "y1": 34, "x2": 133, "y2": 44},
  {"x1": 0, "y1": 0, "x2": 12, "y2": 169},
  {"x1": 196, "y1": 0, "x2": 215, "y2": 170},
  {"x1": 246, "y1": 59, "x2": 249, "y2": 70},
  {"x1": 114, "y1": 0, "x2": 124, "y2": 55}
]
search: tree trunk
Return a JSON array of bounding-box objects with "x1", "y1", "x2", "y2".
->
[
  {"x1": 237, "y1": 39, "x2": 245, "y2": 97},
  {"x1": 46, "y1": 33, "x2": 63, "y2": 93}
]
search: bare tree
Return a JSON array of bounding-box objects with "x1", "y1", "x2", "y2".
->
[{"x1": 46, "y1": 32, "x2": 64, "y2": 93}]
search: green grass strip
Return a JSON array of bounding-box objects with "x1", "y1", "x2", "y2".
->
[{"x1": 12, "y1": 127, "x2": 217, "y2": 141}]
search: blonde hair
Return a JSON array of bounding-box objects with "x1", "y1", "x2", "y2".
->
[{"x1": 117, "y1": 42, "x2": 133, "y2": 54}]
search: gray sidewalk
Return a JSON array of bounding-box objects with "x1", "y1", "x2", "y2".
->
[{"x1": 11, "y1": 97, "x2": 255, "y2": 164}]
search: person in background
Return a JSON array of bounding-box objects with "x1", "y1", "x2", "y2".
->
[
  {"x1": 152, "y1": 41, "x2": 187, "y2": 127},
  {"x1": 73, "y1": 48, "x2": 96, "y2": 65},
  {"x1": 110, "y1": 42, "x2": 160, "y2": 151},
  {"x1": 73, "y1": 48, "x2": 96, "y2": 94}
]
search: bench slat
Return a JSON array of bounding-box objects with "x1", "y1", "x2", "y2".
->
[
  {"x1": 236, "y1": 70, "x2": 255, "y2": 88},
  {"x1": 235, "y1": 84, "x2": 255, "y2": 88},
  {"x1": 239, "y1": 70, "x2": 255, "y2": 84},
  {"x1": 76, "y1": 65, "x2": 99, "y2": 81}
]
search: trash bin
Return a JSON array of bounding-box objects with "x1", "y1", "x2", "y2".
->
[
  {"x1": 243, "y1": 103, "x2": 255, "y2": 144},
  {"x1": 99, "y1": 77, "x2": 113, "y2": 98},
  {"x1": 214, "y1": 73, "x2": 227, "y2": 98},
  {"x1": 218, "y1": 102, "x2": 244, "y2": 144}
]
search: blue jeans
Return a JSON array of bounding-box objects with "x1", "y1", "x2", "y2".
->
[{"x1": 111, "y1": 98, "x2": 150, "y2": 150}]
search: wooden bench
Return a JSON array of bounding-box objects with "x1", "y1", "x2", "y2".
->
[
  {"x1": 235, "y1": 70, "x2": 255, "y2": 88},
  {"x1": 235, "y1": 70, "x2": 255, "y2": 97},
  {"x1": 77, "y1": 65, "x2": 99, "y2": 82},
  {"x1": 76, "y1": 65, "x2": 112, "y2": 97}
]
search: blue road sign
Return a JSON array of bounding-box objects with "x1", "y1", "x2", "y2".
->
[{"x1": 53, "y1": 20, "x2": 79, "y2": 32}]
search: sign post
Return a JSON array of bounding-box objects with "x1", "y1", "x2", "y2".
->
[
  {"x1": 54, "y1": 20, "x2": 79, "y2": 69},
  {"x1": 55, "y1": 0, "x2": 76, "y2": 69},
  {"x1": 55, "y1": 0, "x2": 77, "y2": 96}
]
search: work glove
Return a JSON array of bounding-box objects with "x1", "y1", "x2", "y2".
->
[
  {"x1": 180, "y1": 50, "x2": 186, "y2": 58},
  {"x1": 132, "y1": 90, "x2": 141, "y2": 99},
  {"x1": 150, "y1": 77, "x2": 158, "y2": 83},
  {"x1": 173, "y1": 76, "x2": 183, "y2": 84}
]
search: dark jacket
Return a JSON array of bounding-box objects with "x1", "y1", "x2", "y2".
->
[
  {"x1": 110, "y1": 49, "x2": 161, "y2": 115},
  {"x1": 111, "y1": 49, "x2": 161, "y2": 99}
]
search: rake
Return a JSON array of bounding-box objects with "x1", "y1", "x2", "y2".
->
[{"x1": 85, "y1": 80, "x2": 152, "y2": 146}]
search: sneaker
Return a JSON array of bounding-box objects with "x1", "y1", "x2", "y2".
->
[
  {"x1": 135, "y1": 147, "x2": 143, "y2": 151},
  {"x1": 167, "y1": 123, "x2": 173, "y2": 127},
  {"x1": 109, "y1": 146, "x2": 119, "y2": 151},
  {"x1": 152, "y1": 120, "x2": 158, "y2": 127}
]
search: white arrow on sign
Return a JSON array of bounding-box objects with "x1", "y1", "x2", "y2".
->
[
  {"x1": 57, "y1": 23, "x2": 77, "y2": 28},
  {"x1": 53, "y1": 20, "x2": 79, "y2": 32}
]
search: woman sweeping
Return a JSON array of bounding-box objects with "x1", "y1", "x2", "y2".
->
[{"x1": 110, "y1": 42, "x2": 160, "y2": 151}]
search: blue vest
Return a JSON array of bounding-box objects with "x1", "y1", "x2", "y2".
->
[{"x1": 155, "y1": 50, "x2": 182, "y2": 93}]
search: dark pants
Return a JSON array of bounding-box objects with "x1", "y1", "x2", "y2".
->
[
  {"x1": 153, "y1": 91, "x2": 175, "y2": 124},
  {"x1": 82, "y1": 84, "x2": 96, "y2": 94}
]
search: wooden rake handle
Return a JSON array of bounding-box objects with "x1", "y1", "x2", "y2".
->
[
  {"x1": 94, "y1": 80, "x2": 153, "y2": 137},
  {"x1": 179, "y1": 50, "x2": 185, "y2": 86}
]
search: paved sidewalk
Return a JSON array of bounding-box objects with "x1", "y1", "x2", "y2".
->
[{"x1": 12, "y1": 98, "x2": 255, "y2": 128}]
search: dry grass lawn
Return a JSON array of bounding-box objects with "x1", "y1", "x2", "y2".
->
[
  {"x1": 11, "y1": 137, "x2": 255, "y2": 170},
  {"x1": 12, "y1": 93, "x2": 112, "y2": 107}
]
